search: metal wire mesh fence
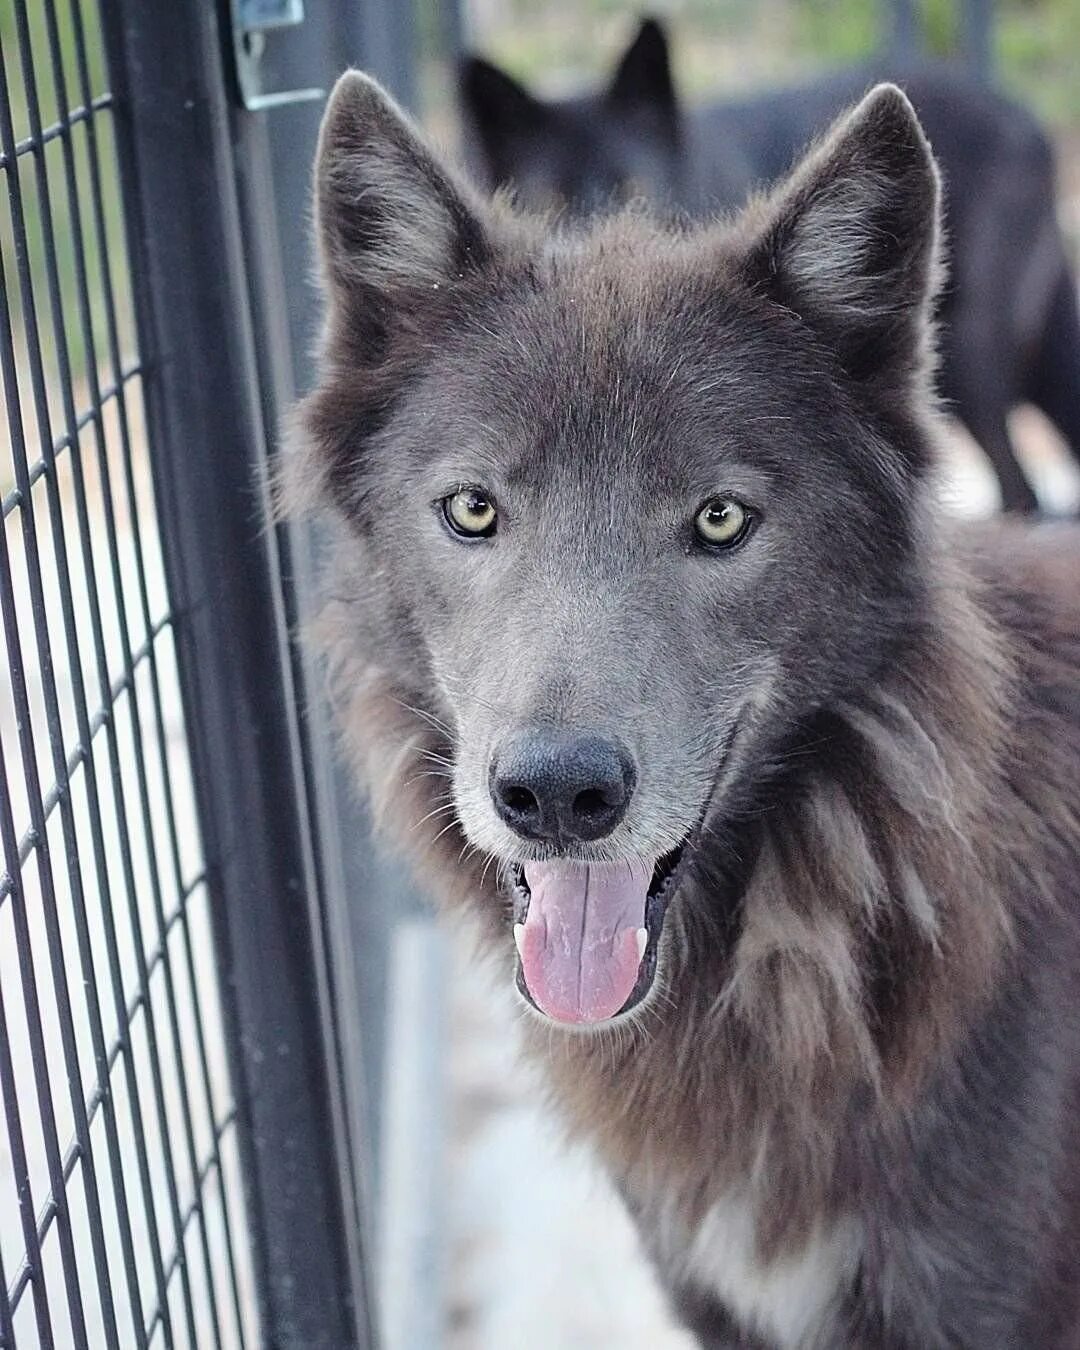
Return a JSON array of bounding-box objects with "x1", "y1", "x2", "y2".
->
[{"x1": 0, "y1": 0, "x2": 260, "y2": 1344}]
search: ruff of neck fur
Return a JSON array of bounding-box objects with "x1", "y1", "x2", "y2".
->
[{"x1": 531, "y1": 555, "x2": 1018, "y2": 1257}]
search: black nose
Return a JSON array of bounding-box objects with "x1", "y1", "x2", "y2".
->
[{"x1": 489, "y1": 730, "x2": 636, "y2": 844}]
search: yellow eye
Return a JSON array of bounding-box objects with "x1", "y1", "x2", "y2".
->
[
  {"x1": 443, "y1": 487, "x2": 497, "y2": 538},
  {"x1": 694, "y1": 496, "x2": 753, "y2": 549}
]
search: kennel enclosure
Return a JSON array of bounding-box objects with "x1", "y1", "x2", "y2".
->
[{"x1": 0, "y1": 0, "x2": 434, "y2": 1342}]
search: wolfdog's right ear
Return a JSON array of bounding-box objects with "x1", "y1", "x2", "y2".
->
[
  {"x1": 315, "y1": 71, "x2": 495, "y2": 318},
  {"x1": 734, "y1": 84, "x2": 940, "y2": 387}
]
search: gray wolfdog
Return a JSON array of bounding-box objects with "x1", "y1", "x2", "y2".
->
[
  {"x1": 289, "y1": 70, "x2": 1080, "y2": 1348},
  {"x1": 460, "y1": 19, "x2": 1080, "y2": 513}
]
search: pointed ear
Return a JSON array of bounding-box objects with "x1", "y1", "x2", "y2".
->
[
  {"x1": 457, "y1": 56, "x2": 550, "y2": 190},
  {"x1": 607, "y1": 18, "x2": 677, "y2": 125},
  {"x1": 737, "y1": 84, "x2": 941, "y2": 384},
  {"x1": 459, "y1": 56, "x2": 547, "y2": 137},
  {"x1": 315, "y1": 70, "x2": 493, "y2": 306}
]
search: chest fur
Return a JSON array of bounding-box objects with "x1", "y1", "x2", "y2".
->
[{"x1": 649, "y1": 1189, "x2": 860, "y2": 1349}]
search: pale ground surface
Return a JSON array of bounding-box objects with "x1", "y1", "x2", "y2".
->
[{"x1": 443, "y1": 928, "x2": 699, "y2": 1350}]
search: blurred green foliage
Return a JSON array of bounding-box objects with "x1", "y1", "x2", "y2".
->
[
  {"x1": 995, "y1": 0, "x2": 1080, "y2": 126},
  {"x1": 1, "y1": 0, "x2": 127, "y2": 393},
  {"x1": 459, "y1": 0, "x2": 1080, "y2": 128},
  {"x1": 2, "y1": 0, "x2": 1076, "y2": 463},
  {"x1": 793, "y1": 0, "x2": 1080, "y2": 125}
]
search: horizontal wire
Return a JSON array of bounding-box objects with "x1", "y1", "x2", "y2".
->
[
  {"x1": 140, "y1": 1111, "x2": 240, "y2": 1345},
  {"x1": 6, "y1": 1055, "x2": 230, "y2": 1319},
  {"x1": 1, "y1": 365, "x2": 144, "y2": 520},
  {"x1": 0, "y1": 94, "x2": 114, "y2": 170},
  {"x1": 0, "y1": 612, "x2": 174, "y2": 889}
]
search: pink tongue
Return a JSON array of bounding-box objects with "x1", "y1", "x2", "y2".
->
[{"x1": 519, "y1": 858, "x2": 656, "y2": 1024}]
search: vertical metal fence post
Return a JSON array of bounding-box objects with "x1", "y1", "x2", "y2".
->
[
  {"x1": 98, "y1": 0, "x2": 374, "y2": 1344},
  {"x1": 241, "y1": 0, "x2": 433, "y2": 1192},
  {"x1": 962, "y1": 0, "x2": 995, "y2": 81},
  {"x1": 887, "y1": 0, "x2": 921, "y2": 61}
]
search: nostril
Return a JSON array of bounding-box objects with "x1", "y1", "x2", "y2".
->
[
  {"x1": 573, "y1": 787, "x2": 612, "y2": 820},
  {"x1": 503, "y1": 784, "x2": 539, "y2": 817}
]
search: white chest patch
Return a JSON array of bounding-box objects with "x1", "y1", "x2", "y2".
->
[{"x1": 669, "y1": 1193, "x2": 859, "y2": 1349}]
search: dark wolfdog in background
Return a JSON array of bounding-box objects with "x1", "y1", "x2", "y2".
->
[
  {"x1": 460, "y1": 19, "x2": 1080, "y2": 514},
  {"x1": 291, "y1": 68, "x2": 1080, "y2": 1348}
]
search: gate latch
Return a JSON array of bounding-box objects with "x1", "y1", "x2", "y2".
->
[{"x1": 231, "y1": 0, "x2": 324, "y2": 112}]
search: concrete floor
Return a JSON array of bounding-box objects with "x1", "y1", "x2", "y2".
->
[{"x1": 444, "y1": 928, "x2": 698, "y2": 1350}]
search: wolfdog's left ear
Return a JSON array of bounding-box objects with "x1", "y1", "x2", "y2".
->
[
  {"x1": 315, "y1": 71, "x2": 493, "y2": 309},
  {"x1": 737, "y1": 84, "x2": 941, "y2": 383}
]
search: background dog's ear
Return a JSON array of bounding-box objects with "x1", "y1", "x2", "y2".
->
[
  {"x1": 458, "y1": 56, "x2": 549, "y2": 189},
  {"x1": 607, "y1": 18, "x2": 678, "y2": 127},
  {"x1": 316, "y1": 70, "x2": 493, "y2": 307},
  {"x1": 459, "y1": 56, "x2": 547, "y2": 137},
  {"x1": 737, "y1": 84, "x2": 941, "y2": 384}
]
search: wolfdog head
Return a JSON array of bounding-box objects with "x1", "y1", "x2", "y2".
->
[
  {"x1": 459, "y1": 18, "x2": 684, "y2": 214},
  {"x1": 294, "y1": 72, "x2": 942, "y2": 1028}
]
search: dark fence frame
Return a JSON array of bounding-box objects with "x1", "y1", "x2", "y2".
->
[{"x1": 100, "y1": 0, "x2": 377, "y2": 1344}]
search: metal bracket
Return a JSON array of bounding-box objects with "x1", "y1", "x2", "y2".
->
[{"x1": 230, "y1": 0, "x2": 324, "y2": 112}]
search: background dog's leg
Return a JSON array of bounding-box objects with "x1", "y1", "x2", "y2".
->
[
  {"x1": 946, "y1": 343, "x2": 1040, "y2": 512},
  {"x1": 1025, "y1": 265, "x2": 1080, "y2": 484},
  {"x1": 966, "y1": 404, "x2": 1039, "y2": 512}
]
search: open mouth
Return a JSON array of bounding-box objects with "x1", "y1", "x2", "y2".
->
[{"x1": 509, "y1": 836, "x2": 692, "y2": 1025}]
